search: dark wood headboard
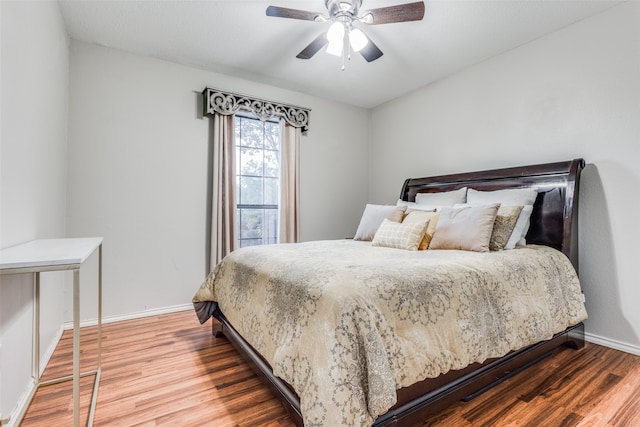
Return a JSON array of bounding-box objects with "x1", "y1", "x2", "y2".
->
[{"x1": 399, "y1": 159, "x2": 585, "y2": 270}]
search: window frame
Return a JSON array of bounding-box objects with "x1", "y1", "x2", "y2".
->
[{"x1": 234, "y1": 113, "x2": 282, "y2": 248}]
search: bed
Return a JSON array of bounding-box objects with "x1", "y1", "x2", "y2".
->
[{"x1": 193, "y1": 158, "x2": 587, "y2": 426}]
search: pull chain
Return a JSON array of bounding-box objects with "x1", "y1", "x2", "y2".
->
[{"x1": 341, "y1": 23, "x2": 350, "y2": 71}]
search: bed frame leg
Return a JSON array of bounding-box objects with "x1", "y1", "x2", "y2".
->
[
  {"x1": 212, "y1": 320, "x2": 225, "y2": 338},
  {"x1": 565, "y1": 322, "x2": 585, "y2": 350}
]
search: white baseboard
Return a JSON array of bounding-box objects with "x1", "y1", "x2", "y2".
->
[
  {"x1": 585, "y1": 332, "x2": 640, "y2": 356},
  {"x1": 4, "y1": 305, "x2": 193, "y2": 427},
  {"x1": 2, "y1": 326, "x2": 63, "y2": 427},
  {"x1": 2, "y1": 380, "x2": 36, "y2": 427},
  {"x1": 62, "y1": 303, "x2": 193, "y2": 330},
  {"x1": 40, "y1": 326, "x2": 64, "y2": 376}
]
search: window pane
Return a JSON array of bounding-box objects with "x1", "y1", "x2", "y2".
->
[
  {"x1": 264, "y1": 209, "x2": 279, "y2": 244},
  {"x1": 240, "y1": 238, "x2": 262, "y2": 248},
  {"x1": 240, "y1": 118, "x2": 264, "y2": 148},
  {"x1": 234, "y1": 115, "x2": 281, "y2": 249},
  {"x1": 238, "y1": 209, "x2": 263, "y2": 238},
  {"x1": 237, "y1": 208, "x2": 278, "y2": 247},
  {"x1": 264, "y1": 177, "x2": 278, "y2": 205},
  {"x1": 264, "y1": 122, "x2": 280, "y2": 150},
  {"x1": 263, "y1": 149, "x2": 279, "y2": 177},
  {"x1": 238, "y1": 146, "x2": 263, "y2": 176},
  {"x1": 239, "y1": 176, "x2": 263, "y2": 205}
]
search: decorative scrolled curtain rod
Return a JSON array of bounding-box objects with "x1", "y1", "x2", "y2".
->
[{"x1": 203, "y1": 87, "x2": 310, "y2": 134}]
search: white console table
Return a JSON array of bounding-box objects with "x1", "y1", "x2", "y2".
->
[{"x1": 0, "y1": 238, "x2": 103, "y2": 427}]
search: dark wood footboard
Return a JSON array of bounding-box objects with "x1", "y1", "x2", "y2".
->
[
  {"x1": 374, "y1": 323, "x2": 584, "y2": 426},
  {"x1": 213, "y1": 305, "x2": 584, "y2": 427},
  {"x1": 213, "y1": 308, "x2": 304, "y2": 425}
]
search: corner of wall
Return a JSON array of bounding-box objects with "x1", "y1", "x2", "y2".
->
[{"x1": 0, "y1": 0, "x2": 71, "y2": 420}]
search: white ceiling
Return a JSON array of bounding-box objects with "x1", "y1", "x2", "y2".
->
[{"x1": 58, "y1": 0, "x2": 621, "y2": 108}]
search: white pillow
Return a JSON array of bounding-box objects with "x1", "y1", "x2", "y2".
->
[
  {"x1": 354, "y1": 204, "x2": 406, "y2": 241},
  {"x1": 414, "y1": 187, "x2": 467, "y2": 206},
  {"x1": 397, "y1": 199, "x2": 442, "y2": 212},
  {"x1": 429, "y1": 204, "x2": 500, "y2": 252},
  {"x1": 453, "y1": 203, "x2": 523, "y2": 250},
  {"x1": 467, "y1": 188, "x2": 538, "y2": 247},
  {"x1": 505, "y1": 205, "x2": 534, "y2": 249},
  {"x1": 467, "y1": 187, "x2": 538, "y2": 206}
]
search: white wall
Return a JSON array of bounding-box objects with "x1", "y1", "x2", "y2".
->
[
  {"x1": 3, "y1": 1, "x2": 637, "y2": 421},
  {"x1": 66, "y1": 41, "x2": 370, "y2": 321},
  {"x1": 0, "y1": 0, "x2": 70, "y2": 422},
  {"x1": 370, "y1": 2, "x2": 640, "y2": 353}
]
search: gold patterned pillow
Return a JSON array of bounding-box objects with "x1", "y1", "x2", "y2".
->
[
  {"x1": 490, "y1": 205, "x2": 524, "y2": 251},
  {"x1": 372, "y1": 218, "x2": 430, "y2": 251},
  {"x1": 403, "y1": 210, "x2": 439, "y2": 250}
]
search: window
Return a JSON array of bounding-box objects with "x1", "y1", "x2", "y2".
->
[{"x1": 235, "y1": 115, "x2": 281, "y2": 248}]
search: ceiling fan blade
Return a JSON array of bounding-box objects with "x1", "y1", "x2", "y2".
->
[
  {"x1": 359, "y1": 37, "x2": 383, "y2": 62},
  {"x1": 266, "y1": 5, "x2": 321, "y2": 21},
  {"x1": 363, "y1": 1, "x2": 425, "y2": 25},
  {"x1": 296, "y1": 33, "x2": 328, "y2": 59}
]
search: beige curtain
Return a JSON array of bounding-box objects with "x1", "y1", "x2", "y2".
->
[
  {"x1": 210, "y1": 113, "x2": 236, "y2": 270},
  {"x1": 279, "y1": 122, "x2": 300, "y2": 243}
]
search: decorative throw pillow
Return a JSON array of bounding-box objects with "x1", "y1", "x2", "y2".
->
[
  {"x1": 372, "y1": 218, "x2": 429, "y2": 251},
  {"x1": 489, "y1": 205, "x2": 524, "y2": 251},
  {"x1": 353, "y1": 204, "x2": 406, "y2": 241},
  {"x1": 403, "y1": 210, "x2": 439, "y2": 250},
  {"x1": 467, "y1": 188, "x2": 538, "y2": 248},
  {"x1": 428, "y1": 204, "x2": 500, "y2": 252},
  {"x1": 414, "y1": 187, "x2": 467, "y2": 206}
]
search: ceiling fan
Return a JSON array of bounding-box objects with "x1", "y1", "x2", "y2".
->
[{"x1": 266, "y1": 0, "x2": 425, "y2": 67}]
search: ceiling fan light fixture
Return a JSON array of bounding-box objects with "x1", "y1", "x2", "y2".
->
[
  {"x1": 326, "y1": 21, "x2": 345, "y2": 56},
  {"x1": 327, "y1": 21, "x2": 344, "y2": 44},
  {"x1": 349, "y1": 28, "x2": 368, "y2": 52},
  {"x1": 267, "y1": 1, "x2": 425, "y2": 65}
]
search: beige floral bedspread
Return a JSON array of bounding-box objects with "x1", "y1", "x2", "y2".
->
[{"x1": 193, "y1": 240, "x2": 587, "y2": 426}]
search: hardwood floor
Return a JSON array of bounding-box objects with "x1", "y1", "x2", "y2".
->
[{"x1": 20, "y1": 310, "x2": 640, "y2": 426}]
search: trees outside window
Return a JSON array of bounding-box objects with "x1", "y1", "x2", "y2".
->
[{"x1": 235, "y1": 115, "x2": 281, "y2": 248}]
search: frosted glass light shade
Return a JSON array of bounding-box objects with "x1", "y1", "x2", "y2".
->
[
  {"x1": 326, "y1": 22, "x2": 344, "y2": 56},
  {"x1": 326, "y1": 40, "x2": 343, "y2": 56},
  {"x1": 349, "y1": 28, "x2": 368, "y2": 52},
  {"x1": 327, "y1": 22, "x2": 344, "y2": 44}
]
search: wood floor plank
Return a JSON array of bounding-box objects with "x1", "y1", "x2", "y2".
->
[
  {"x1": 576, "y1": 365, "x2": 640, "y2": 427},
  {"x1": 18, "y1": 310, "x2": 640, "y2": 427}
]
